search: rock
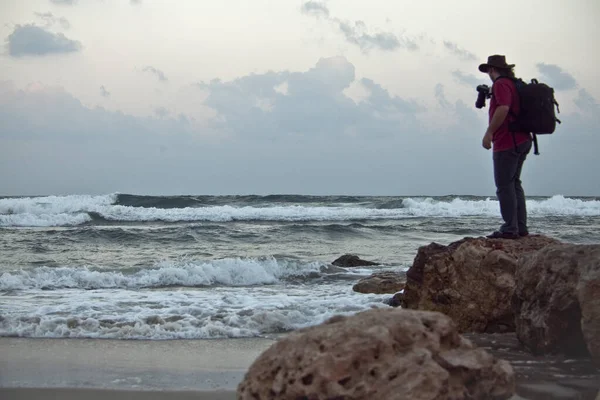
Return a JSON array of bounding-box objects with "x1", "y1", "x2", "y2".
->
[
  {"x1": 352, "y1": 271, "x2": 405, "y2": 294},
  {"x1": 580, "y1": 261, "x2": 600, "y2": 364},
  {"x1": 237, "y1": 308, "x2": 515, "y2": 400},
  {"x1": 386, "y1": 292, "x2": 404, "y2": 307},
  {"x1": 332, "y1": 254, "x2": 378, "y2": 268},
  {"x1": 513, "y1": 243, "x2": 600, "y2": 364},
  {"x1": 401, "y1": 235, "x2": 560, "y2": 333}
]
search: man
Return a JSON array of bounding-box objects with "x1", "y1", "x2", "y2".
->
[{"x1": 479, "y1": 55, "x2": 532, "y2": 239}]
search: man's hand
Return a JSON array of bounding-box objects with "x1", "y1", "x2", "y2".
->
[{"x1": 482, "y1": 131, "x2": 493, "y2": 150}]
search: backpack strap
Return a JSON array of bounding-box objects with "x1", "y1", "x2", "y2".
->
[
  {"x1": 554, "y1": 99, "x2": 562, "y2": 124},
  {"x1": 494, "y1": 77, "x2": 526, "y2": 154},
  {"x1": 532, "y1": 134, "x2": 539, "y2": 155}
]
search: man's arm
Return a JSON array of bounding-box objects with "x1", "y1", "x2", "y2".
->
[
  {"x1": 482, "y1": 81, "x2": 513, "y2": 150},
  {"x1": 486, "y1": 105, "x2": 509, "y2": 135},
  {"x1": 482, "y1": 105, "x2": 509, "y2": 149}
]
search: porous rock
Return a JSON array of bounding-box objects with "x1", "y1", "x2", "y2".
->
[
  {"x1": 237, "y1": 308, "x2": 515, "y2": 400},
  {"x1": 513, "y1": 243, "x2": 600, "y2": 364},
  {"x1": 352, "y1": 271, "x2": 405, "y2": 294},
  {"x1": 401, "y1": 235, "x2": 560, "y2": 333}
]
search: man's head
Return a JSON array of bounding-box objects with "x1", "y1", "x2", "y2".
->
[{"x1": 479, "y1": 54, "x2": 515, "y2": 81}]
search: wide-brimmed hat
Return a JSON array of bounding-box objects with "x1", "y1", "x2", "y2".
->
[{"x1": 478, "y1": 55, "x2": 515, "y2": 73}]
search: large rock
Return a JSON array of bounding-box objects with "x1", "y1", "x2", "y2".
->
[
  {"x1": 332, "y1": 254, "x2": 378, "y2": 268},
  {"x1": 513, "y1": 243, "x2": 600, "y2": 364},
  {"x1": 401, "y1": 235, "x2": 560, "y2": 333},
  {"x1": 352, "y1": 271, "x2": 405, "y2": 294},
  {"x1": 580, "y1": 261, "x2": 600, "y2": 364},
  {"x1": 237, "y1": 308, "x2": 515, "y2": 400}
]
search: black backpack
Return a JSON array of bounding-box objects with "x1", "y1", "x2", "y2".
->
[{"x1": 498, "y1": 77, "x2": 561, "y2": 155}]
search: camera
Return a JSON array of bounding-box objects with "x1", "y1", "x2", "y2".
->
[{"x1": 475, "y1": 84, "x2": 491, "y2": 109}]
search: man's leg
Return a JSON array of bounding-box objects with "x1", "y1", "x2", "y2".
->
[
  {"x1": 514, "y1": 140, "x2": 532, "y2": 235},
  {"x1": 493, "y1": 149, "x2": 520, "y2": 234}
]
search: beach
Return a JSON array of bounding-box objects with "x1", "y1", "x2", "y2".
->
[
  {"x1": 0, "y1": 337, "x2": 276, "y2": 399},
  {"x1": 0, "y1": 337, "x2": 275, "y2": 392},
  {"x1": 2, "y1": 334, "x2": 599, "y2": 399},
  {"x1": 0, "y1": 388, "x2": 236, "y2": 400}
]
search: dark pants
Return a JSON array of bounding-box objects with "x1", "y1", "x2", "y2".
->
[{"x1": 493, "y1": 140, "x2": 532, "y2": 235}]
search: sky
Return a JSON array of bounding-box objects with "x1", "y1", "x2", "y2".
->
[{"x1": 0, "y1": 0, "x2": 598, "y2": 196}]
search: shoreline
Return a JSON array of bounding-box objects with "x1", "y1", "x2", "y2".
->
[
  {"x1": 1, "y1": 335, "x2": 598, "y2": 399},
  {"x1": 0, "y1": 337, "x2": 276, "y2": 392},
  {"x1": 0, "y1": 388, "x2": 236, "y2": 400}
]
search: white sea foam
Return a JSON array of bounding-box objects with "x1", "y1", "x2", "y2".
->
[
  {"x1": 526, "y1": 195, "x2": 600, "y2": 216},
  {"x1": 0, "y1": 212, "x2": 93, "y2": 227},
  {"x1": 1, "y1": 194, "x2": 599, "y2": 227},
  {"x1": 402, "y1": 195, "x2": 600, "y2": 217},
  {"x1": 0, "y1": 194, "x2": 117, "y2": 215},
  {"x1": 0, "y1": 194, "x2": 116, "y2": 227},
  {"x1": 400, "y1": 197, "x2": 499, "y2": 217},
  {"x1": 0, "y1": 283, "x2": 389, "y2": 339},
  {"x1": 0, "y1": 258, "x2": 329, "y2": 290}
]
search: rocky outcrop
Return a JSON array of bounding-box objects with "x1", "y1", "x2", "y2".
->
[
  {"x1": 513, "y1": 244, "x2": 600, "y2": 364},
  {"x1": 237, "y1": 308, "x2": 515, "y2": 400},
  {"x1": 352, "y1": 271, "x2": 405, "y2": 294},
  {"x1": 401, "y1": 235, "x2": 560, "y2": 333},
  {"x1": 332, "y1": 254, "x2": 378, "y2": 268},
  {"x1": 580, "y1": 261, "x2": 600, "y2": 365}
]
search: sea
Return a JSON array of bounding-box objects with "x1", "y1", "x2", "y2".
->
[{"x1": 1, "y1": 193, "x2": 599, "y2": 340}]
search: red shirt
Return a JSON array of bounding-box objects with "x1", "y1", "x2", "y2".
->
[{"x1": 489, "y1": 78, "x2": 531, "y2": 152}]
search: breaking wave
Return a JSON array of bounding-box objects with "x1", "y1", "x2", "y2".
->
[
  {"x1": 0, "y1": 257, "x2": 350, "y2": 290},
  {"x1": 1, "y1": 194, "x2": 599, "y2": 227}
]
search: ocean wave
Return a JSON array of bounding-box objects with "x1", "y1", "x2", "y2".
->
[
  {"x1": 1, "y1": 194, "x2": 599, "y2": 227},
  {"x1": 0, "y1": 194, "x2": 115, "y2": 227},
  {"x1": 114, "y1": 194, "x2": 367, "y2": 208},
  {"x1": 0, "y1": 258, "x2": 352, "y2": 290},
  {"x1": 0, "y1": 284, "x2": 389, "y2": 339}
]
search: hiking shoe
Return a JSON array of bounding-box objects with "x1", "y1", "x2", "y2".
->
[
  {"x1": 486, "y1": 231, "x2": 519, "y2": 239},
  {"x1": 519, "y1": 231, "x2": 529, "y2": 237}
]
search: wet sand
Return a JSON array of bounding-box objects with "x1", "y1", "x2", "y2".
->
[
  {"x1": 0, "y1": 388, "x2": 236, "y2": 400},
  {"x1": 465, "y1": 333, "x2": 600, "y2": 400},
  {"x1": 0, "y1": 337, "x2": 275, "y2": 392},
  {"x1": 1, "y1": 335, "x2": 599, "y2": 399}
]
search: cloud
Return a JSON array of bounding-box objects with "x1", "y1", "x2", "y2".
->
[
  {"x1": 0, "y1": 74, "x2": 438, "y2": 196},
  {"x1": 34, "y1": 12, "x2": 71, "y2": 29},
  {"x1": 197, "y1": 56, "x2": 424, "y2": 141},
  {"x1": 142, "y1": 66, "x2": 168, "y2": 82},
  {"x1": 435, "y1": 84, "x2": 451, "y2": 109},
  {"x1": 100, "y1": 85, "x2": 110, "y2": 97},
  {"x1": 443, "y1": 41, "x2": 477, "y2": 61},
  {"x1": 154, "y1": 107, "x2": 170, "y2": 118},
  {"x1": 0, "y1": 81, "x2": 207, "y2": 195},
  {"x1": 535, "y1": 63, "x2": 578, "y2": 91},
  {"x1": 301, "y1": 1, "x2": 328, "y2": 17},
  {"x1": 49, "y1": 0, "x2": 77, "y2": 5},
  {"x1": 574, "y1": 89, "x2": 599, "y2": 115},
  {"x1": 2, "y1": 56, "x2": 599, "y2": 196},
  {"x1": 452, "y1": 70, "x2": 486, "y2": 87},
  {"x1": 359, "y1": 78, "x2": 424, "y2": 114},
  {"x1": 6, "y1": 24, "x2": 82, "y2": 57},
  {"x1": 337, "y1": 20, "x2": 417, "y2": 52},
  {"x1": 300, "y1": 1, "x2": 417, "y2": 53},
  {"x1": 130, "y1": 0, "x2": 142, "y2": 4}
]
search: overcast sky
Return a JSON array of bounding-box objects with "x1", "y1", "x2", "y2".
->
[{"x1": 0, "y1": 0, "x2": 598, "y2": 196}]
